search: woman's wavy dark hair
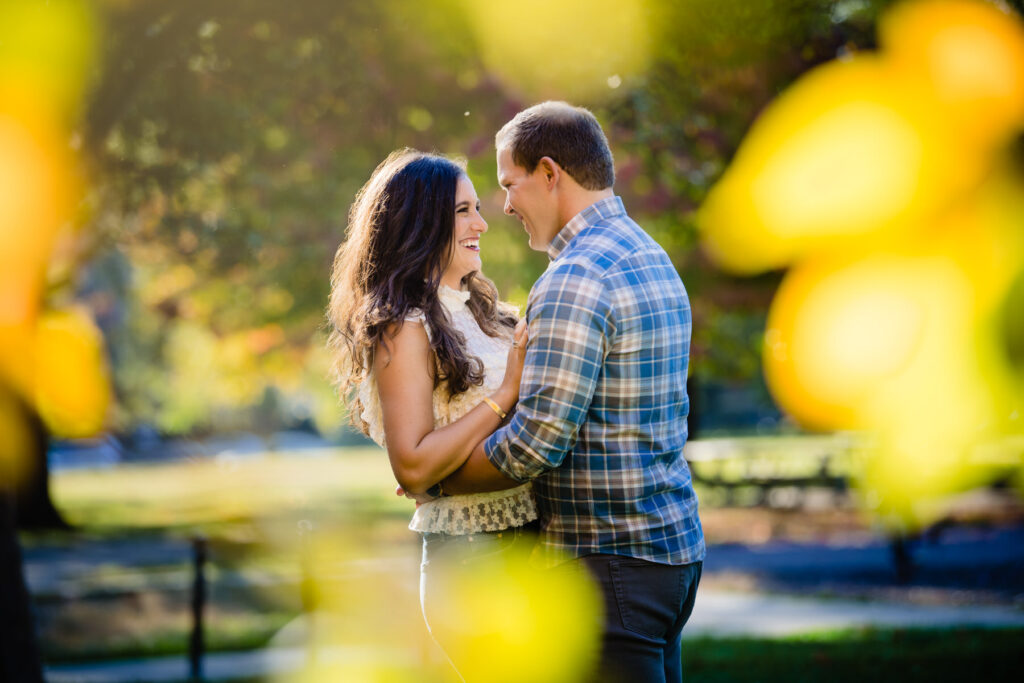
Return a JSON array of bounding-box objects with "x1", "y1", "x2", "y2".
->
[{"x1": 327, "y1": 149, "x2": 517, "y2": 434}]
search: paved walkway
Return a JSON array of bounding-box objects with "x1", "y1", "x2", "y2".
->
[
  {"x1": 702, "y1": 524, "x2": 1024, "y2": 596},
  {"x1": 45, "y1": 645, "x2": 416, "y2": 683},
  {"x1": 685, "y1": 588, "x2": 1024, "y2": 637}
]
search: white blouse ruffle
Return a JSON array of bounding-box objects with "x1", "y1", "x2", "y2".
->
[{"x1": 356, "y1": 285, "x2": 537, "y2": 535}]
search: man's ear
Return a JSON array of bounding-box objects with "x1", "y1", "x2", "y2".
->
[{"x1": 537, "y1": 156, "x2": 561, "y2": 190}]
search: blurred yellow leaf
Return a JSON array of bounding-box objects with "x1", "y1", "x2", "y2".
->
[
  {"x1": 33, "y1": 308, "x2": 112, "y2": 438},
  {"x1": 699, "y1": 0, "x2": 1024, "y2": 528},
  {"x1": 698, "y1": 57, "x2": 979, "y2": 274},
  {"x1": 763, "y1": 180, "x2": 1024, "y2": 527},
  {"x1": 423, "y1": 546, "x2": 601, "y2": 683},
  {"x1": 0, "y1": 111, "x2": 74, "y2": 391},
  {"x1": 0, "y1": 0, "x2": 98, "y2": 115},
  {"x1": 880, "y1": 0, "x2": 1024, "y2": 151}
]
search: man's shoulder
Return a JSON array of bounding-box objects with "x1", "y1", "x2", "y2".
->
[
  {"x1": 552, "y1": 214, "x2": 637, "y2": 272},
  {"x1": 565, "y1": 214, "x2": 674, "y2": 279},
  {"x1": 533, "y1": 211, "x2": 679, "y2": 305},
  {"x1": 531, "y1": 258, "x2": 610, "y2": 310}
]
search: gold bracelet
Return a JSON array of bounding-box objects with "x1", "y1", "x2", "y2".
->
[{"x1": 482, "y1": 397, "x2": 507, "y2": 420}]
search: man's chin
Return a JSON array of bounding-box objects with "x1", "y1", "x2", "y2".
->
[{"x1": 525, "y1": 229, "x2": 542, "y2": 251}]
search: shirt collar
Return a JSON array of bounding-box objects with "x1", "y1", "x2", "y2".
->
[{"x1": 546, "y1": 196, "x2": 626, "y2": 261}]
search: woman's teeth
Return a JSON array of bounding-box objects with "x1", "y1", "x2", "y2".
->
[{"x1": 460, "y1": 238, "x2": 480, "y2": 252}]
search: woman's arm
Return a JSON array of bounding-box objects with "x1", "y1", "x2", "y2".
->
[{"x1": 375, "y1": 319, "x2": 525, "y2": 494}]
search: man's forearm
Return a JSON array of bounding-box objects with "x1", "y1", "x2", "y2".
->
[{"x1": 442, "y1": 440, "x2": 522, "y2": 495}]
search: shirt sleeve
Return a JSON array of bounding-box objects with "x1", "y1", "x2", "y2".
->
[{"x1": 483, "y1": 263, "x2": 614, "y2": 481}]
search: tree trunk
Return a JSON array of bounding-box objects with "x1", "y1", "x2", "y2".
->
[
  {"x1": 0, "y1": 387, "x2": 46, "y2": 683},
  {"x1": 14, "y1": 401, "x2": 69, "y2": 532},
  {"x1": 0, "y1": 493, "x2": 45, "y2": 683}
]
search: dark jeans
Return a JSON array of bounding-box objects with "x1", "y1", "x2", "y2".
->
[{"x1": 576, "y1": 554, "x2": 702, "y2": 683}]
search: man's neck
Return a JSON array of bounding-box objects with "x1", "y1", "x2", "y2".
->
[{"x1": 558, "y1": 188, "x2": 615, "y2": 229}]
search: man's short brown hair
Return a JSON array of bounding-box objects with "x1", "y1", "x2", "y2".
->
[{"x1": 496, "y1": 101, "x2": 615, "y2": 190}]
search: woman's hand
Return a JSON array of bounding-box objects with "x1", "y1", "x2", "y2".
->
[
  {"x1": 396, "y1": 484, "x2": 435, "y2": 507},
  {"x1": 495, "y1": 319, "x2": 529, "y2": 408}
]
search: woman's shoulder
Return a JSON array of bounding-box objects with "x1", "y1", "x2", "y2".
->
[
  {"x1": 377, "y1": 310, "x2": 429, "y2": 336},
  {"x1": 373, "y1": 315, "x2": 433, "y2": 374}
]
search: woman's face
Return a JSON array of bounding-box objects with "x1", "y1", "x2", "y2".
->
[{"x1": 440, "y1": 175, "x2": 488, "y2": 289}]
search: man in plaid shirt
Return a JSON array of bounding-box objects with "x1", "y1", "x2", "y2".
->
[{"x1": 443, "y1": 101, "x2": 704, "y2": 682}]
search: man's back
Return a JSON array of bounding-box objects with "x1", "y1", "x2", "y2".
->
[{"x1": 485, "y1": 196, "x2": 705, "y2": 567}]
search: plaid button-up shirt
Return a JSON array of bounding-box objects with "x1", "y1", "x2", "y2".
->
[{"x1": 484, "y1": 196, "x2": 705, "y2": 567}]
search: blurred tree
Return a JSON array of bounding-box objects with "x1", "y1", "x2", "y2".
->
[
  {"x1": 604, "y1": 0, "x2": 894, "y2": 384},
  {"x1": 80, "y1": 0, "x2": 543, "y2": 435},
  {"x1": 76, "y1": 0, "x2": 912, "y2": 436}
]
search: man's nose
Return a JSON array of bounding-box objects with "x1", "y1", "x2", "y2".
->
[{"x1": 503, "y1": 197, "x2": 515, "y2": 216}]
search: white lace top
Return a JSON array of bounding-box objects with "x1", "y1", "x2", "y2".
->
[{"x1": 356, "y1": 285, "x2": 537, "y2": 535}]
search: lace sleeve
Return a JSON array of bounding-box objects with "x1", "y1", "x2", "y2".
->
[{"x1": 404, "y1": 309, "x2": 430, "y2": 341}]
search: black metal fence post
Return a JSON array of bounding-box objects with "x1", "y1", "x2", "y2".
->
[{"x1": 190, "y1": 535, "x2": 208, "y2": 682}]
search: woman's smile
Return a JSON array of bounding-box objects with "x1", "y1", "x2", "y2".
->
[{"x1": 441, "y1": 175, "x2": 488, "y2": 288}]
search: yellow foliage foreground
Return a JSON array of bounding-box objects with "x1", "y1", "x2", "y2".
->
[
  {"x1": 284, "y1": 535, "x2": 601, "y2": 683},
  {"x1": 698, "y1": 0, "x2": 1024, "y2": 529},
  {"x1": 0, "y1": 0, "x2": 109, "y2": 491}
]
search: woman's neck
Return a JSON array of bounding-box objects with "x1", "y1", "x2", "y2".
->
[{"x1": 439, "y1": 274, "x2": 464, "y2": 291}]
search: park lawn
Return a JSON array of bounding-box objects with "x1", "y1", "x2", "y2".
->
[
  {"x1": 683, "y1": 627, "x2": 1024, "y2": 682},
  {"x1": 49, "y1": 447, "x2": 410, "y2": 531},
  {"x1": 49, "y1": 437, "x2": 866, "y2": 534}
]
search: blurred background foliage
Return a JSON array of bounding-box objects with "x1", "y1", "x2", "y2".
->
[{"x1": 67, "y1": 0, "x2": 907, "y2": 438}]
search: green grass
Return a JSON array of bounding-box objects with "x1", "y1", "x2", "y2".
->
[
  {"x1": 683, "y1": 627, "x2": 1024, "y2": 682},
  {"x1": 50, "y1": 447, "x2": 407, "y2": 532},
  {"x1": 49, "y1": 438, "x2": 863, "y2": 534}
]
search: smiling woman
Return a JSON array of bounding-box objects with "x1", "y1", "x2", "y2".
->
[
  {"x1": 440, "y1": 176, "x2": 488, "y2": 291},
  {"x1": 326, "y1": 148, "x2": 547, "y2": 680}
]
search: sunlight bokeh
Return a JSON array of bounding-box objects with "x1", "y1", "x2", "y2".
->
[
  {"x1": 880, "y1": 0, "x2": 1024, "y2": 151},
  {"x1": 459, "y1": 0, "x2": 651, "y2": 100}
]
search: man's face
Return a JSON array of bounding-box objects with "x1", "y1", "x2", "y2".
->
[{"x1": 497, "y1": 146, "x2": 559, "y2": 251}]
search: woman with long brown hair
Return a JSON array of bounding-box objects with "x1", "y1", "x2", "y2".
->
[{"x1": 327, "y1": 149, "x2": 537, "y2": 676}]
